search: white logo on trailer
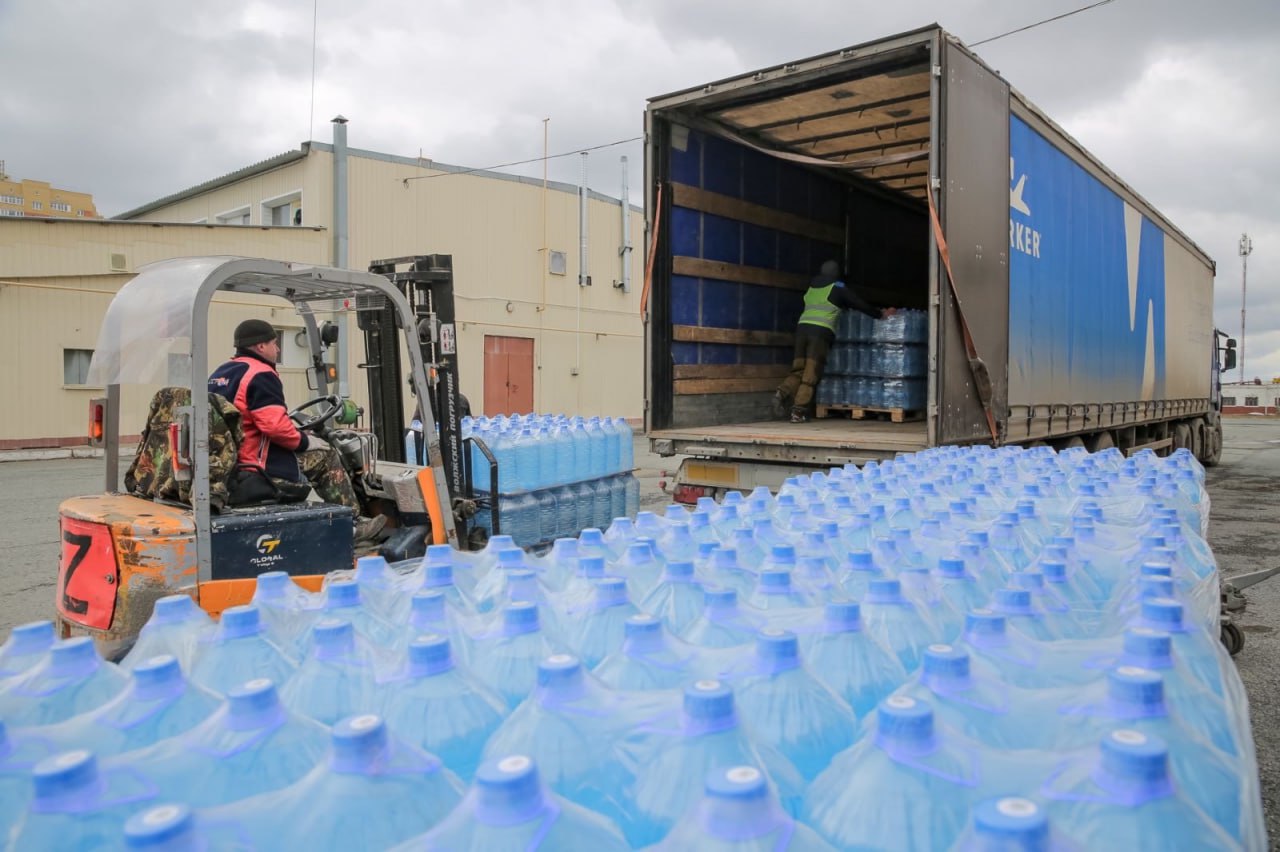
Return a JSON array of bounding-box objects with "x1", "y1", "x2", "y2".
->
[{"x1": 1009, "y1": 158, "x2": 1041, "y2": 259}]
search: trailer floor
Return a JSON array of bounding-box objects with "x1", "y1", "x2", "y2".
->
[{"x1": 652, "y1": 418, "x2": 929, "y2": 463}]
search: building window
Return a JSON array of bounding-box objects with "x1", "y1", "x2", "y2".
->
[
  {"x1": 1223, "y1": 396, "x2": 1237, "y2": 406},
  {"x1": 76, "y1": 210, "x2": 85, "y2": 217},
  {"x1": 549, "y1": 250, "x2": 567, "y2": 276},
  {"x1": 63, "y1": 349, "x2": 94, "y2": 385},
  {"x1": 51, "y1": 201, "x2": 71, "y2": 213},
  {"x1": 261, "y1": 190, "x2": 302, "y2": 227},
  {"x1": 0, "y1": 209, "x2": 24, "y2": 217},
  {"x1": 1245, "y1": 396, "x2": 1259, "y2": 407},
  {"x1": 0, "y1": 194, "x2": 21, "y2": 205},
  {"x1": 31, "y1": 200, "x2": 43, "y2": 211},
  {"x1": 216, "y1": 206, "x2": 251, "y2": 225}
]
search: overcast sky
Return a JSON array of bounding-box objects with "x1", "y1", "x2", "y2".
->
[{"x1": 3, "y1": 0, "x2": 1277, "y2": 379}]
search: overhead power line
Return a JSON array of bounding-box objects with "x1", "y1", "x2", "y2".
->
[
  {"x1": 971, "y1": 0, "x2": 1118, "y2": 47},
  {"x1": 402, "y1": 136, "x2": 643, "y2": 183}
]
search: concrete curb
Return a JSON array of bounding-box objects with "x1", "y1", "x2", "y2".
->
[{"x1": 0, "y1": 447, "x2": 137, "y2": 463}]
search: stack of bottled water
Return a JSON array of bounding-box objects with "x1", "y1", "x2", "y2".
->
[
  {"x1": 460, "y1": 414, "x2": 640, "y2": 548},
  {"x1": 819, "y1": 308, "x2": 928, "y2": 411},
  {"x1": 0, "y1": 444, "x2": 1263, "y2": 850}
]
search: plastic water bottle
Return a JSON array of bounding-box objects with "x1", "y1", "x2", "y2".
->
[
  {"x1": 280, "y1": 618, "x2": 382, "y2": 727},
  {"x1": 800, "y1": 601, "x2": 907, "y2": 718},
  {"x1": 585, "y1": 417, "x2": 607, "y2": 479},
  {"x1": 354, "y1": 554, "x2": 409, "y2": 624},
  {"x1": 1040, "y1": 730, "x2": 1239, "y2": 850},
  {"x1": 189, "y1": 605, "x2": 298, "y2": 696},
  {"x1": 405, "y1": 417, "x2": 423, "y2": 465},
  {"x1": 653, "y1": 765, "x2": 836, "y2": 851},
  {"x1": 469, "y1": 602, "x2": 560, "y2": 710},
  {"x1": 700, "y1": 547, "x2": 757, "y2": 599},
  {"x1": 860, "y1": 579, "x2": 942, "y2": 672},
  {"x1": 616, "y1": 540, "x2": 665, "y2": 601},
  {"x1": 118, "y1": 677, "x2": 329, "y2": 808},
  {"x1": 621, "y1": 680, "x2": 807, "y2": 847},
  {"x1": 593, "y1": 614, "x2": 716, "y2": 691},
  {"x1": 0, "y1": 619, "x2": 55, "y2": 682},
  {"x1": 600, "y1": 416, "x2": 622, "y2": 476},
  {"x1": 0, "y1": 636, "x2": 129, "y2": 726},
  {"x1": 615, "y1": 418, "x2": 635, "y2": 472},
  {"x1": 121, "y1": 595, "x2": 212, "y2": 673},
  {"x1": 803, "y1": 696, "x2": 981, "y2": 851},
  {"x1": 210, "y1": 713, "x2": 464, "y2": 851},
  {"x1": 9, "y1": 749, "x2": 159, "y2": 850},
  {"x1": 251, "y1": 572, "x2": 322, "y2": 655},
  {"x1": 949, "y1": 797, "x2": 1074, "y2": 852},
  {"x1": 640, "y1": 561, "x2": 705, "y2": 635},
  {"x1": 0, "y1": 720, "x2": 56, "y2": 832},
  {"x1": 682, "y1": 587, "x2": 768, "y2": 649},
  {"x1": 403, "y1": 754, "x2": 630, "y2": 851},
  {"x1": 378, "y1": 635, "x2": 506, "y2": 784},
  {"x1": 564, "y1": 578, "x2": 640, "y2": 669},
  {"x1": 39, "y1": 654, "x2": 221, "y2": 758},
  {"x1": 319, "y1": 579, "x2": 400, "y2": 649},
  {"x1": 748, "y1": 569, "x2": 818, "y2": 611},
  {"x1": 122, "y1": 803, "x2": 252, "y2": 851}
]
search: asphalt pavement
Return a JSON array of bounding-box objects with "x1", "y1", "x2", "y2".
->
[{"x1": 2, "y1": 424, "x2": 1278, "y2": 833}]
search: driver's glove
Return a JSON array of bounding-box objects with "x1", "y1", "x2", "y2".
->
[{"x1": 300, "y1": 434, "x2": 332, "y2": 452}]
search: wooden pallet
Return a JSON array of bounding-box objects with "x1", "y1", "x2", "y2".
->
[{"x1": 815, "y1": 404, "x2": 923, "y2": 423}]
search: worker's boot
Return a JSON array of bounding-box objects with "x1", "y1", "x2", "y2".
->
[
  {"x1": 772, "y1": 391, "x2": 787, "y2": 418},
  {"x1": 354, "y1": 514, "x2": 389, "y2": 546},
  {"x1": 790, "y1": 407, "x2": 810, "y2": 424}
]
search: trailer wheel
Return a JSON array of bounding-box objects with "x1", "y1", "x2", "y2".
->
[
  {"x1": 1173, "y1": 423, "x2": 1193, "y2": 455},
  {"x1": 1202, "y1": 414, "x2": 1224, "y2": 467},
  {"x1": 1222, "y1": 621, "x2": 1244, "y2": 657},
  {"x1": 1189, "y1": 418, "x2": 1205, "y2": 460},
  {"x1": 1088, "y1": 431, "x2": 1115, "y2": 453}
]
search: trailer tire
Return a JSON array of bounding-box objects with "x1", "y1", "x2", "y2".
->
[
  {"x1": 1088, "y1": 431, "x2": 1115, "y2": 453},
  {"x1": 1173, "y1": 423, "x2": 1193, "y2": 455},
  {"x1": 1202, "y1": 413, "x2": 1224, "y2": 467},
  {"x1": 1059, "y1": 436, "x2": 1087, "y2": 451},
  {"x1": 1189, "y1": 418, "x2": 1205, "y2": 460}
]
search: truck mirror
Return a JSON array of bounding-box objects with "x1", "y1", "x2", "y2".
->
[
  {"x1": 320, "y1": 321, "x2": 340, "y2": 346},
  {"x1": 306, "y1": 365, "x2": 324, "y2": 391},
  {"x1": 1223, "y1": 350, "x2": 1237, "y2": 372},
  {"x1": 1227, "y1": 338, "x2": 1237, "y2": 349}
]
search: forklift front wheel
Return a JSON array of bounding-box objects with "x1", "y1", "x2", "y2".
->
[{"x1": 1221, "y1": 621, "x2": 1245, "y2": 657}]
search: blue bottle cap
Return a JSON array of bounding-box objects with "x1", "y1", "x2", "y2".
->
[
  {"x1": 768, "y1": 544, "x2": 796, "y2": 564},
  {"x1": 313, "y1": 618, "x2": 355, "y2": 658},
  {"x1": 551, "y1": 538, "x2": 579, "y2": 560},
  {"x1": 487, "y1": 534, "x2": 517, "y2": 550},
  {"x1": 423, "y1": 562, "x2": 454, "y2": 588},
  {"x1": 666, "y1": 561, "x2": 695, "y2": 581},
  {"x1": 689, "y1": 511, "x2": 711, "y2": 529},
  {"x1": 1138, "y1": 577, "x2": 1176, "y2": 601},
  {"x1": 777, "y1": 494, "x2": 797, "y2": 509},
  {"x1": 965, "y1": 609, "x2": 1007, "y2": 638},
  {"x1": 957, "y1": 541, "x2": 981, "y2": 559},
  {"x1": 1139, "y1": 598, "x2": 1184, "y2": 631},
  {"x1": 893, "y1": 497, "x2": 913, "y2": 511},
  {"x1": 697, "y1": 541, "x2": 719, "y2": 559},
  {"x1": 1150, "y1": 546, "x2": 1179, "y2": 564},
  {"x1": 227, "y1": 678, "x2": 281, "y2": 726},
  {"x1": 1140, "y1": 535, "x2": 1166, "y2": 550},
  {"x1": 151, "y1": 595, "x2": 200, "y2": 624},
  {"x1": 8, "y1": 620, "x2": 54, "y2": 654},
  {"x1": 1011, "y1": 572, "x2": 1046, "y2": 592},
  {"x1": 578, "y1": 556, "x2": 606, "y2": 578},
  {"x1": 949, "y1": 500, "x2": 970, "y2": 514},
  {"x1": 624, "y1": 613, "x2": 662, "y2": 640},
  {"x1": 1123, "y1": 628, "x2": 1172, "y2": 667},
  {"x1": 833, "y1": 494, "x2": 854, "y2": 510},
  {"x1": 847, "y1": 551, "x2": 874, "y2": 570},
  {"x1": 705, "y1": 587, "x2": 738, "y2": 608},
  {"x1": 877, "y1": 695, "x2": 934, "y2": 747},
  {"x1": 536, "y1": 654, "x2": 583, "y2": 691},
  {"x1": 220, "y1": 605, "x2": 262, "y2": 639},
  {"x1": 475, "y1": 755, "x2": 544, "y2": 823},
  {"x1": 937, "y1": 558, "x2": 966, "y2": 578},
  {"x1": 132, "y1": 655, "x2": 184, "y2": 699},
  {"x1": 1139, "y1": 562, "x2": 1173, "y2": 578},
  {"x1": 998, "y1": 511, "x2": 1021, "y2": 525},
  {"x1": 713, "y1": 548, "x2": 742, "y2": 571},
  {"x1": 325, "y1": 580, "x2": 360, "y2": 610},
  {"x1": 408, "y1": 634, "x2": 453, "y2": 675},
  {"x1": 758, "y1": 570, "x2": 793, "y2": 591},
  {"x1": 824, "y1": 601, "x2": 861, "y2": 631},
  {"x1": 609, "y1": 518, "x2": 636, "y2": 537},
  {"x1": 1040, "y1": 561, "x2": 1067, "y2": 582},
  {"x1": 502, "y1": 602, "x2": 540, "y2": 635},
  {"x1": 33, "y1": 749, "x2": 99, "y2": 803},
  {"x1": 993, "y1": 588, "x2": 1034, "y2": 614},
  {"x1": 331, "y1": 714, "x2": 388, "y2": 773},
  {"x1": 972, "y1": 797, "x2": 1050, "y2": 847},
  {"x1": 355, "y1": 555, "x2": 389, "y2": 582},
  {"x1": 50, "y1": 636, "x2": 99, "y2": 675},
  {"x1": 125, "y1": 803, "x2": 196, "y2": 849},
  {"x1": 755, "y1": 629, "x2": 799, "y2": 669},
  {"x1": 696, "y1": 497, "x2": 718, "y2": 513},
  {"x1": 923, "y1": 644, "x2": 970, "y2": 680},
  {"x1": 425, "y1": 544, "x2": 454, "y2": 566},
  {"x1": 411, "y1": 590, "x2": 446, "y2": 623},
  {"x1": 626, "y1": 541, "x2": 655, "y2": 563},
  {"x1": 705, "y1": 765, "x2": 769, "y2": 802},
  {"x1": 684, "y1": 680, "x2": 736, "y2": 727},
  {"x1": 866, "y1": 578, "x2": 904, "y2": 604},
  {"x1": 578, "y1": 528, "x2": 605, "y2": 547},
  {"x1": 920, "y1": 482, "x2": 937, "y2": 495},
  {"x1": 967, "y1": 530, "x2": 990, "y2": 547},
  {"x1": 722, "y1": 491, "x2": 744, "y2": 506},
  {"x1": 873, "y1": 536, "x2": 897, "y2": 555},
  {"x1": 1078, "y1": 483, "x2": 1097, "y2": 496},
  {"x1": 593, "y1": 578, "x2": 629, "y2": 608},
  {"x1": 869, "y1": 504, "x2": 887, "y2": 521},
  {"x1": 1100, "y1": 729, "x2": 1171, "y2": 789},
  {"x1": 1108, "y1": 666, "x2": 1164, "y2": 711},
  {"x1": 819, "y1": 521, "x2": 840, "y2": 539},
  {"x1": 497, "y1": 548, "x2": 526, "y2": 569},
  {"x1": 254, "y1": 572, "x2": 290, "y2": 600}
]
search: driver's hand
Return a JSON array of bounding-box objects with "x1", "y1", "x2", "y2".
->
[
  {"x1": 881, "y1": 307, "x2": 898, "y2": 318},
  {"x1": 302, "y1": 435, "x2": 331, "y2": 452}
]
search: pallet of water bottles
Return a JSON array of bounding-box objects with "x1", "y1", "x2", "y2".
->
[
  {"x1": 461, "y1": 413, "x2": 640, "y2": 548},
  {"x1": 0, "y1": 443, "x2": 1264, "y2": 850}
]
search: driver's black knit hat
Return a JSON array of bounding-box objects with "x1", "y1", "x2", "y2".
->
[{"x1": 234, "y1": 319, "x2": 277, "y2": 349}]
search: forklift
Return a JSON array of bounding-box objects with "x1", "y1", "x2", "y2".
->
[{"x1": 54, "y1": 255, "x2": 498, "y2": 658}]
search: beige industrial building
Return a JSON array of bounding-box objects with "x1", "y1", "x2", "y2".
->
[{"x1": 0, "y1": 120, "x2": 644, "y2": 449}]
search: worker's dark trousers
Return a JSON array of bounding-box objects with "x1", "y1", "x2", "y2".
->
[
  {"x1": 272, "y1": 443, "x2": 361, "y2": 510},
  {"x1": 777, "y1": 325, "x2": 832, "y2": 411}
]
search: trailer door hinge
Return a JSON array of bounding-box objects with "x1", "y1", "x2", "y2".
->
[{"x1": 932, "y1": 64, "x2": 942, "y2": 78}]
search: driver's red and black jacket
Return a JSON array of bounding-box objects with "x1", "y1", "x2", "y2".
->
[{"x1": 208, "y1": 351, "x2": 309, "y2": 482}]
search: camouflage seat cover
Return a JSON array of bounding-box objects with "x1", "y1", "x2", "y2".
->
[{"x1": 125, "y1": 387, "x2": 242, "y2": 512}]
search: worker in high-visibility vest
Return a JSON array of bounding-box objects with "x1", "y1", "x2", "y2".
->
[{"x1": 774, "y1": 260, "x2": 895, "y2": 423}]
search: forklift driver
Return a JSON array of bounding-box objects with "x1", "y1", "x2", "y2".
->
[{"x1": 210, "y1": 319, "x2": 388, "y2": 545}]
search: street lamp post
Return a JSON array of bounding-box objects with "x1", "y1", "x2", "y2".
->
[{"x1": 1240, "y1": 233, "x2": 1253, "y2": 385}]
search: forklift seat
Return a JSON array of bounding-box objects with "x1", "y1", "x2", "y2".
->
[{"x1": 124, "y1": 387, "x2": 245, "y2": 512}]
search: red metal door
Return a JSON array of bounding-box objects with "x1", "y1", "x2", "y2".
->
[{"x1": 483, "y1": 336, "x2": 535, "y2": 415}]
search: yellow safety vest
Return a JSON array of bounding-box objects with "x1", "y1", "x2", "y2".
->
[{"x1": 798, "y1": 283, "x2": 839, "y2": 332}]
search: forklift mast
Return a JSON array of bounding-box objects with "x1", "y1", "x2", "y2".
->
[{"x1": 363, "y1": 255, "x2": 465, "y2": 504}]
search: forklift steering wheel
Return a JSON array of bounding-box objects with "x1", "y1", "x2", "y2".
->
[{"x1": 289, "y1": 395, "x2": 343, "y2": 432}]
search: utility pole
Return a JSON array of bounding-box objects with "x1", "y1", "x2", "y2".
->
[{"x1": 1240, "y1": 233, "x2": 1253, "y2": 384}]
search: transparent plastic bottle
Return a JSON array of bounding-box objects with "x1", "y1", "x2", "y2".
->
[
  {"x1": 682, "y1": 587, "x2": 768, "y2": 649},
  {"x1": 189, "y1": 605, "x2": 298, "y2": 696},
  {"x1": 800, "y1": 601, "x2": 907, "y2": 719},
  {"x1": 564, "y1": 578, "x2": 641, "y2": 669},
  {"x1": 0, "y1": 619, "x2": 55, "y2": 684},
  {"x1": 280, "y1": 618, "x2": 382, "y2": 727},
  {"x1": 0, "y1": 636, "x2": 129, "y2": 727},
  {"x1": 120, "y1": 596, "x2": 213, "y2": 674},
  {"x1": 9, "y1": 749, "x2": 158, "y2": 850},
  {"x1": 640, "y1": 561, "x2": 706, "y2": 635}
]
